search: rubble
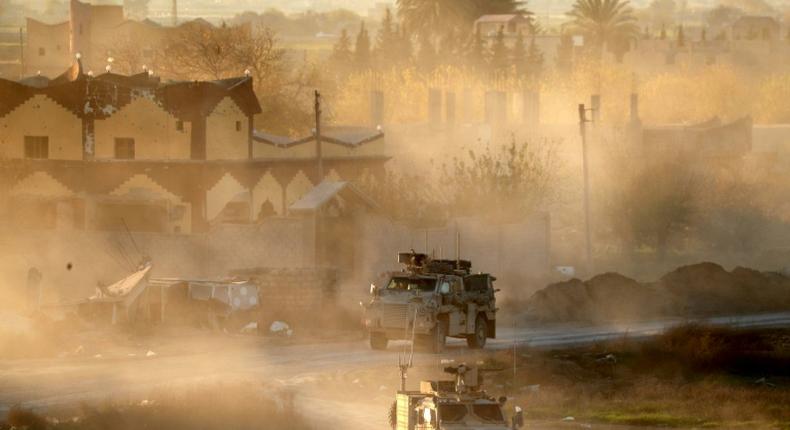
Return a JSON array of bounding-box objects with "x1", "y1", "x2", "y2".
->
[
  {"x1": 525, "y1": 262, "x2": 790, "y2": 322},
  {"x1": 269, "y1": 321, "x2": 293, "y2": 337}
]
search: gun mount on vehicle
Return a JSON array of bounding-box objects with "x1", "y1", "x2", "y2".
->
[{"x1": 363, "y1": 252, "x2": 498, "y2": 353}]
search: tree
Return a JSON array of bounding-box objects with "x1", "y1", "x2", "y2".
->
[
  {"x1": 525, "y1": 36, "x2": 544, "y2": 81},
  {"x1": 330, "y1": 28, "x2": 354, "y2": 74},
  {"x1": 416, "y1": 33, "x2": 437, "y2": 71},
  {"x1": 376, "y1": 8, "x2": 396, "y2": 50},
  {"x1": 677, "y1": 24, "x2": 685, "y2": 47},
  {"x1": 567, "y1": 0, "x2": 638, "y2": 58},
  {"x1": 467, "y1": 27, "x2": 488, "y2": 72},
  {"x1": 437, "y1": 27, "x2": 462, "y2": 67},
  {"x1": 354, "y1": 22, "x2": 371, "y2": 70},
  {"x1": 157, "y1": 22, "x2": 240, "y2": 80},
  {"x1": 660, "y1": 23, "x2": 667, "y2": 39},
  {"x1": 108, "y1": 37, "x2": 149, "y2": 75},
  {"x1": 512, "y1": 30, "x2": 527, "y2": 75},
  {"x1": 397, "y1": 25, "x2": 414, "y2": 65},
  {"x1": 375, "y1": 8, "x2": 399, "y2": 67},
  {"x1": 609, "y1": 161, "x2": 699, "y2": 260},
  {"x1": 556, "y1": 32, "x2": 574, "y2": 73},
  {"x1": 153, "y1": 23, "x2": 317, "y2": 134},
  {"x1": 489, "y1": 26, "x2": 509, "y2": 74},
  {"x1": 440, "y1": 139, "x2": 559, "y2": 222}
]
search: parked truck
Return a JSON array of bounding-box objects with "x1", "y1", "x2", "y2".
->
[{"x1": 363, "y1": 252, "x2": 498, "y2": 353}]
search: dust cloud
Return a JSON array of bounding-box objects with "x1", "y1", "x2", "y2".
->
[{"x1": 2, "y1": 0, "x2": 790, "y2": 428}]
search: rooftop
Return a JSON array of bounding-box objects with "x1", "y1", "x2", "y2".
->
[{"x1": 0, "y1": 61, "x2": 262, "y2": 120}]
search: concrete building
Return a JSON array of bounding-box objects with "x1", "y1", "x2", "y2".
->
[
  {"x1": 474, "y1": 14, "x2": 533, "y2": 38},
  {"x1": 731, "y1": 16, "x2": 781, "y2": 41},
  {"x1": 0, "y1": 61, "x2": 388, "y2": 234},
  {"x1": 22, "y1": 0, "x2": 247, "y2": 78}
]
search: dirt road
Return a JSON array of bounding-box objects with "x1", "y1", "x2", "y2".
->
[{"x1": 2, "y1": 311, "x2": 790, "y2": 429}]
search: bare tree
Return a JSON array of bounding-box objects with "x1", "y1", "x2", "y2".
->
[
  {"x1": 108, "y1": 37, "x2": 150, "y2": 75},
  {"x1": 441, "y1": 139, "x2": 561, "y2": 222},
  {"x1": 608, "y1": 160, "x2": 699, "y2": 260},
  {"x1": 358, "y1": 138, "x2": 560, "y2": 225},
  {"x1": 157, "y1": 22, "x2": 242, "y2": 80},
  {"x1": 146, "y1": 23, "x2": 318, "y2": 133}
]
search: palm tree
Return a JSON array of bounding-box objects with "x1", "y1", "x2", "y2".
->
[
  {"x1": 397, "y1": 0, "x2": 526, "y2": 40},
  {"x1": 567, "y1": 0, "x2": 637, "y2": 58}
]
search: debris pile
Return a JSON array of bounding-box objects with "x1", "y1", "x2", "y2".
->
[{"x1": 525, "y1": 262, "x2": 790, "y2": 322}]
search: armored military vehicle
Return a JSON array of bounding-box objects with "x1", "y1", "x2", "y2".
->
[
  {"x1": 390, "y1": 364, "x2": 523, "y2": 430},
  {"x1": 364, "y1": 252, "x2": 498, "y2": 353}
]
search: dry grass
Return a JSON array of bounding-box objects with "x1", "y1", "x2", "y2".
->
[
  {"x1": 1, "y1": 383, "x2": 310, "y2": 430},
  {"x1": 330, "y1": 62, "x2": 790, "y2": 127},
  {"x1": 493, "y1": 325, "x2": 790, "y2": 428}
]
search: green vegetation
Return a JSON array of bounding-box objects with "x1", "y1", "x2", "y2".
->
[{"x1": 567, "y1": 0, "x2": 638, "y2": 59}]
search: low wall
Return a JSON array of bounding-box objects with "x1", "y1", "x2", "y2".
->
[
  {"x1": 232, "y1": 267, "x2": 337, "y2": 321},
  {"x1": 0, "y1": 219, "x2": 308, "y2": 304}
]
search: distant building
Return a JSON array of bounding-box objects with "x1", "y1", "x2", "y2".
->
[
  {"x1": 641, "y1": 117, "x2": 753, "y2": 158},
  {"x1": 0, "y1": 62, "x2": 388, "y2": 233},
  {"x1": 367, "y1": 2, "x2": 393, "y2": 20},
  {"x1": 23, "y1": 0, "x2": 247, "y2": 78},
  {"x1": 474, "y1": 14, "x2": 533, "y2": 38},
  {"x1": 731, "y1": 16, "x2": 781, "y2": 41}
]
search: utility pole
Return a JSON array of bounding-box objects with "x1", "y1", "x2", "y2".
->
[
  {"x1": 578, "y1": 103, "x2": 594, "y2": 275},
  {"x1": 19, "y1": 27, "x2": 24, "y2": 77},
  {"x1": 314, "y1": 90, "x2": 324, "y2": 181},
  {"x1": 172, "y1": 0, "x2": 178, "y2": 26}
]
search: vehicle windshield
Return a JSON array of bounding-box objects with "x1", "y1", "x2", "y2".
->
[
  {"x1": 384, "y1": 277, "x2": 436, "y2": 293},
  {"x1": 472, "y1": 404, "x2": 505, "y2": 423},
  {"x1": 438, "y1": 404, "x2": 468, "y2": 422}
]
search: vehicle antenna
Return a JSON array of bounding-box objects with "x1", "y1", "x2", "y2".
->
[
  {"x1": 398, "y1": 309, "x2": 418, "y2": 391},
  {"x1": 456, "y1": 228, "x2": 461, "y2": 267}
]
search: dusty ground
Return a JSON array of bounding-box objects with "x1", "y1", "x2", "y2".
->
[{"x1": 3, "y1": 313, "x2": 790, "y2": 429}]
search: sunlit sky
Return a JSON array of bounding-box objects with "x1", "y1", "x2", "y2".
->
[
  {"x1": 5, "y1": 0, "x2": 786, "y2": 27},
  {"x1": 16, "y1": 0, "x2": 784, "y2": 18}
]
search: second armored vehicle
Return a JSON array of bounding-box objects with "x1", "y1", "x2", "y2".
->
[
  {"x1": 390, "y1": 364, "x2": 523, "y2": 430},
  {"x1": 363, "y1": 252, "x2": 498, "y2": 353}
]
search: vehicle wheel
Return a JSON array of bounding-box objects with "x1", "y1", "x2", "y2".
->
[
  {"x1": 467, "y1": 315, "x2": 488, "y2": 349},
  {"x1": 370, "y1": 332, "x2": 388, "y2": 350},
  {"x1": 430, "y1": 319, "x2": 447, "y2": 354}
]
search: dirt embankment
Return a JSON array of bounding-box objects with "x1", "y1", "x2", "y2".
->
[{"x1": 525, "y1": 262, "x2": 790, "y2": 323}]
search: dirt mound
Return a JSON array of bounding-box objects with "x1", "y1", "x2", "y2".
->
[
  {"x1": 525, "y1": 272, "x2": 670, "y2": 323},
  {"x1": 525, "y1": 262, "x2": 790, "y2": 322}
]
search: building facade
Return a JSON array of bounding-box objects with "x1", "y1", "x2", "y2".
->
[
  {"x1": 0, "y1": 62, "x2": 388, "y2": 235},
  {"x1": 23, "y1": 0, "x2": 247, "y2": 78}
]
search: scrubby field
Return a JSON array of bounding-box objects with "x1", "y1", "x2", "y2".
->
[
  {"x1": 492, "y1": 325, "x2": 790, "y2": 428},
  {"x1": 1, "y1": 384, "x2": 309, "y2": 430}
]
